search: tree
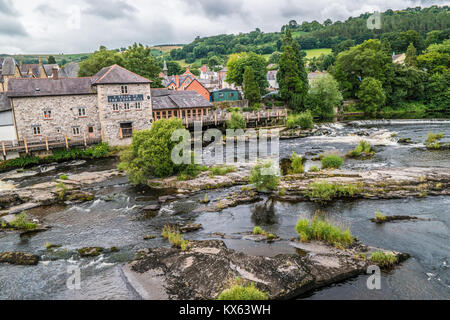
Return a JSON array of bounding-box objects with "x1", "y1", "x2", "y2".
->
[
  {"x1": 305, "y1": 75, "x2": 343, "y2": 119},
  {"x1": 405, "y1": 43, "x2": 417, "y2": 67},
  {"x1": 243, "y1": 67, "x2": 261, "y2": 106},
  {"x1": 208, "y1": 55, "x2": 222, "y2": 71},
  {"x1": 166, "y1": 61, "x2": 183, "y2": 76},
  {"x1": 390, "y1": 64, "x2": 428, "y2": 106},
  {"x1": 425, "y1": 69, "x2": 450, "y2": 112},
  {"x1": 227, "y1": 112, "x2": 246, "y2": 130},
  {"x1": 277, "y1": 27, "x2": 309, "y2": 112},
  {"x1": 78, "y1": 46, "x2": 125, "y2": 77},
  {"x1": 118, "y1": 119, "x2": 188, "y2": 183},
  {"x1": 268, "y1": 51, "x2": 281, "y2": 65},
  {"x1": 123, "y1": 43, "x2": 162, "y2": 87},
  {"x1": 357, "y1": 77, "x2": 386, "y2": 114},
  {"x1": 226, "y1": 52, "x2": 268, "y2": 93},
  {"x1": 48, "y1": 56, "x2": 56, "y2": 64},
  {"x1": 334, "y1": 39, "x2": 394, "y2": 98},
  {"x1": 417, "y1": 39, "x2": 450, "y2": 74}
]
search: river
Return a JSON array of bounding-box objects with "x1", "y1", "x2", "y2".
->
[{"x1": 0, "y1": 120, "x2": 449, "y2": 300}]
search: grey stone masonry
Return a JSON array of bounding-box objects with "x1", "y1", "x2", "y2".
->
[
  {"x1": 12, "y1": 94, "x2": 101, "y2": 141},
  {"x1": 96, "y1": 83, "x2": 153, "y2": 146}
]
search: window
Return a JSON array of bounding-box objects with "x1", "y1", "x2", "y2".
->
[
  {"x1": 112, "y1": 104, "x2": 119, "y2": 112},
  {"x1": 135, "y1": 102, "x2": 142, "y2": 110},
  {"x1": 124, "y1": 103, "x2": 130, "y2": 111},
  {"x1": 33, "y1": 126, "x2": 41, "y2": 136},
  {"x1": 56, "y1": 127, "x2": 62, "y2": 134},
  {"x1": 88, "y1": 126, "x2": 94, "y2": 133},
  {"x1": 78, "y1": 107, "x2": 86, "y2": 117},
  {"x1": 43, "y1": 110, "x2": 52, "y2": 119},
  {"x1": 72, "y1": 127, "x2": 80, "y2": 136},
  {"x1": 121, "y1": 85, "x2": 128, "y2": 94}
]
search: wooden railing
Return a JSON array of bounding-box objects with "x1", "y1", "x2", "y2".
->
[{"x1": 1, "y1": 134, "x2": 102, "y2": 158}]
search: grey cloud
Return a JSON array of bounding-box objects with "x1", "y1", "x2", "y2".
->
[
  {"x1": 0, "y1": 0, "x2": 16, "y2": 15},
  {"x1": 83, "y1": 0, "x2": 137, "y2": 20},
  {"x1": 35, "y1": 4, "x2": 60, "y2": 17},
  {"x1": 0, "y1": 0, "x2": 27, "y2": 37},
  {"x1": 193, "y1": 0, "x2": 244, "y2": 18}
]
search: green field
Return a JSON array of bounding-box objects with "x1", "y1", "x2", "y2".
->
[
  {"x1": 304, "y1": 48, "x2": 332, "y2": 59},
  {"x1": 0, "y1": 53, "x2": 91, "y2": 65}
]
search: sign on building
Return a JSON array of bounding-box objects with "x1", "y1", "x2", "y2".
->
[{"x1": 108, "y1": 95, "x2": 144, "y2": 103}]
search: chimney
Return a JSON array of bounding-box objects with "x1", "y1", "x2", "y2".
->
[{"x1": 52, "y1": 66, "x2": 59, "y2": 80}]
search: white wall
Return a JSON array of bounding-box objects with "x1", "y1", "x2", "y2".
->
[{"x1": 0, "y1": 125, "x2": 16, "y2": 141}]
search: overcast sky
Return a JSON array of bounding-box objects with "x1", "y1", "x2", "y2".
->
[{"x1": 0, "y1": 0, "x2": 448, "y2": 54}]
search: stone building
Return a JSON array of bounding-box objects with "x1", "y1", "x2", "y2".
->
[{"x1": 7, "y1": 64, "x2": 154, "y2": 146}]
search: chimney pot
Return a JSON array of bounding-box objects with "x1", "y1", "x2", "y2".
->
[{"x1": 53, "y1": 67, "x2": 59, "y2": 80}]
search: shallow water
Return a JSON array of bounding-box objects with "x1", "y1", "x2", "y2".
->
[{"x1": 0, "y1": 120, "x2": 449, "y2": 300}]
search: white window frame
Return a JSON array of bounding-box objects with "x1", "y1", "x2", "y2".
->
[
  {"x1": 72, "y1": 127, "x2": 81, "y2": 136},
  {"x1": 112, "y1": 103, "x2": 119, "y2": 112},
  {"x1": 43, "y1": 110, "x2": 52, "y2": 119},
  {"x1": 124, "y1": 103, "x2": 130, "y2": 111},
  {"x1": 33, "y1": 126, "x2": 41, "y2": 136},
  {"x1": 121, "y1": 85, "x2": 128, "y2": 94},
  {"x1": 135, "y1": 102, "x2": 142, "y2": 110},
  {"x1": 78, "y1": 107, "x2": 87, "y2": 117}
]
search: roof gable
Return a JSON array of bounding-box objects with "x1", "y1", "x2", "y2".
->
[{"x1": 92, "y1": 65, "x2": 152, "y2": 85}]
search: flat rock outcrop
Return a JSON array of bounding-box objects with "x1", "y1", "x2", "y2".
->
[
  {"x1": 123, "y1": 240, "x2": 407, "y2": 300},
  {"x1": 0, "y1": 251, "x2": 40, "y2": 266}
]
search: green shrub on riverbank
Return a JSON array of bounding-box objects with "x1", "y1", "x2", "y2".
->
[
  {"x1": 304, "y1": 181, "x2": 361, "y2": 201},
  {"x1": 321, "y1": 154, "x2": 344, "y2": 169},
  {"x1": 286, "y1": 111, "x2": 314, "y2": 130},
  {"x1": 162, "y1": 225, "x2": 190, "y2": 251},
  {"x1": 227, "y1": 112, "x2": 246, "y2": 129},
  {"x1": 289, "y1": 152, "x2": 305, "y2": 174},
  {"x1": 210, "y1": 165, "x2": 237, "y2": 177},
  {"x1": 218, "y1": 279, "x2": 268, "y2": 300},
  {"x1": 0, "y1": 143, "x2": 113, "y2": 173},
  {"x1": 295, "y1": 217, "x2": 354, "y2": 248}
]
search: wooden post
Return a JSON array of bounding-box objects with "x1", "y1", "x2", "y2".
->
[
  {"x1": 119, "y1": 128, "x2": 123, "y2": 140},
  {"x1": 64, "y1": 135, "x2": 69, "y2": 150},
  {"x1": 101, "y1": 130, "x2": 105, "y2": 142},
  {"x1": 1, "y1": 141, "x2": 6, "y2": 157},
  {"x1": 24, "y1": 138, "x2": 28, "y2": 154},
  {"x1": 258, "y1": 112, "x2": 260, "y2": 122},
  {"x1": 246, "y1": 113, "x2": 249, "y2": 123},
  {"x1": 83, "y1": 134, "x2": 87, "y2": 147},
  {"x1": 214, "y1": 113, "x2": 218, "y2": 126},
  {"x1": 45, "y1": 137, "x2": 49, "y2": 151}
]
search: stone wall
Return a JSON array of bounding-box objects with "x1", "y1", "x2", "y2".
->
[
  {"x1": 96, "y1": 83, "x2": 153, "y2": 146},
  {"x1": 12, "y1": 94, "x2": 100, "y2": 141}
]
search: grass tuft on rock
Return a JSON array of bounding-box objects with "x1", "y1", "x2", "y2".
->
[
  {"x1": 218, "y1": 278, "x2": 269, "y2": 300},
  {"x1": 209, "y1": 165, "x2": 237, "y2": 177},
  {"x1": 370, "y1": 251, "x2": 398, "y2": 268},
  {"x1": 162, "y1": 225, "x2": 190, "y2": 251},
  {"x1": 375, "y1": 210, "x2": 387, "y2": 222},
  {"x1": 9, "y1": 212, "x2": 37, "y2": 231},
  {"x1": 304, "y1": 181, "x2": 361, "y2": 201},
  {"x1": 321, "y1": 154, "x2": 344, "y2": 169},
  {"x1": 348, "y1": 141, "x2": 375, "y2": 158},
  {"x1": 295, "y1": 216, "x2": 354, "y2": 248}
]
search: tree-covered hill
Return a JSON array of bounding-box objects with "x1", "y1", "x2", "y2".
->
[{"x1": 169, "y1": 5, "x2": 449, "y2": 63}]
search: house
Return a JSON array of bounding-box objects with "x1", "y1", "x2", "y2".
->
[
  {"x1": 6, "y1": 64, "x2": 154, "y2": 146},
  {"x1": 267, "y1": 70, "x2": 279, "y2": 89},
  {"x1": 162, "y1": 66, "x2": 212, "y2": 102},
  {"x1": 393, "y1": 53, "x2": 406, "y2": 65},
  {"x1": 210, "y1": 88, "x2": 241, "y2": 103},
  {"x1": 151, "y1": 89, "x2": 213, "y2": 121}
]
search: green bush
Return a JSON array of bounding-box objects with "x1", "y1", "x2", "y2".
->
[
  {"x1": 295, "y1": 217, "x2": 354, "y2": 248},
  {"x1": 274, "y1": 101, "x2": 285, "y2": 107},
  {"x1": 425, "y1": 132, "x2": 444, "y2": 150},
  {"x1": 218, "y1": 280, "x2": 268, "y2": 301},
  {"x1": 321, "y1": 154, "x2": 344, "y2": 169},
  {"x1": 289, "y1": 152, "x2": 304, "y2": 174},
  {"x1": 375, "y1": 210, "x2": 387, "y2": 222},
  {"x1": 304, "y1": 181, "x2": 361, "y2": 201},
  {"x1": 250, "y1": 160, "x2": 280, "y2": 192},
  {"x1": 227, "y1": 112, "x2": 246, "y2": 130},
  {"x1": 309, "y1": 166, "x2": 320, "y2": 172},
  {"x1": 9, "y1": 212, "x2": 37, "y2": 231},
  {"x1": 370, "y1": 251, "x2": 398, "y2": 268},
  {"x1": 226, "y1": 107, "x2": 241, "y2": 113},
  {"x1": 253, "y1": 226, "x2": 264, "y2": 235},
  {"x1": 59, "y1": 174, "x2": 68, "y2": 180}
]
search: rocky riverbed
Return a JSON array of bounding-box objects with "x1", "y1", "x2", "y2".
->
[{"x1": 123, "y1": 239, "x2": 408, "y2": 300}]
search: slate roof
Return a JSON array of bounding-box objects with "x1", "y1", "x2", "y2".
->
[
  {"x1": 20, "y1": 64, "x2": 46, "y2": 78},
  {"x1": 151, "y1": 89, "x2": 212, "y2": 110},
  {"x1": 92, "y1": 64, "x2": 152, "y2": 85},
  {"x1": 0, "y1": 93, "x2": 11, "y2": 112},
  {"x1": 1, "y1": 57, "x2": 18, "y2": 76},
  {"x1": 7, "y1": 77, "x2": 97, "y2": 98}
]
